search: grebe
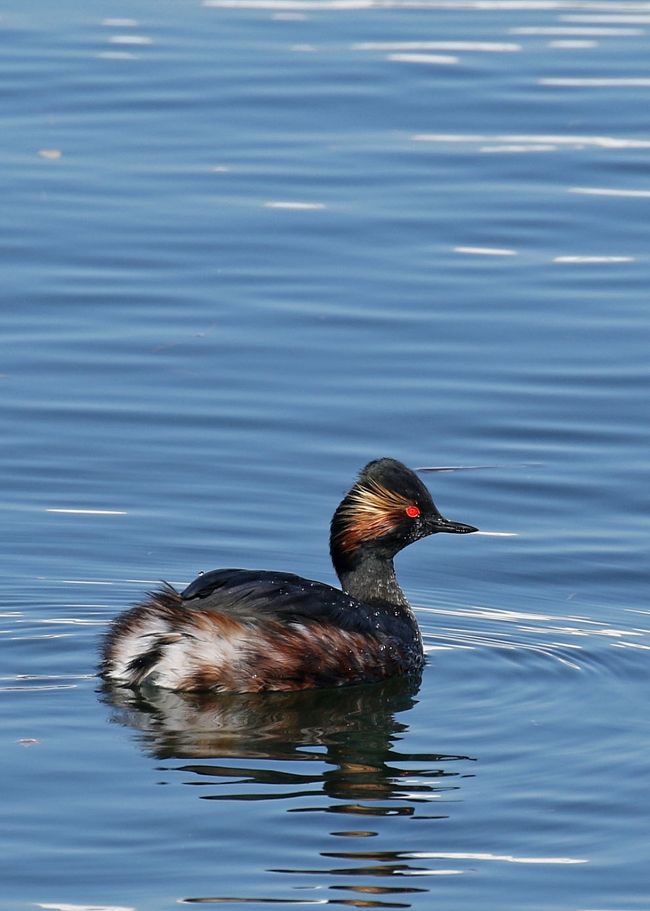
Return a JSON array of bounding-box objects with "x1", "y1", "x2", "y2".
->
[{"x1": 100, "y1": 458, "x2": 477, "y2": 693}]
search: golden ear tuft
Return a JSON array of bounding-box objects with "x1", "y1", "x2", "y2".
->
[{"x1": 336, "y1": 479, "x2": 414, "y2": 553}]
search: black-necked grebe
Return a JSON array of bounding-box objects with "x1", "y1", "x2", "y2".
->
[{"x1": 100, "y1": 458, "x2": 477, "y2": 693}]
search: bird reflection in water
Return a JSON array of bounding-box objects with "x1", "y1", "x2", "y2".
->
[{"x1": 101, "y1": 675, "x2": 475, "y2": 907}]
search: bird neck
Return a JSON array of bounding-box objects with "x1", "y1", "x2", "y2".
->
[{"x1": 335, "y1": 551, "x2": 410, "y2": 609}]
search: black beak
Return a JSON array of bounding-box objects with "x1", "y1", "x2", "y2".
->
[{"x1": 430, "y1": 515, "x2": 478, "y2": 535}]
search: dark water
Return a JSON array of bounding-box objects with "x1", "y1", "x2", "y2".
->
[{"x1": 2, "y1": 1, "x2": 650, "y2": 909}]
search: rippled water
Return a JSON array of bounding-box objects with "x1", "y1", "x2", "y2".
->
[{"x1": 2, "y1": 1, "x2": 650, "y2": 909}]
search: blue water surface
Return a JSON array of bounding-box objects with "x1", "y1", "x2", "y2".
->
[{"x1": 1, "y1": 1, "x2": 649, "y2": 909}]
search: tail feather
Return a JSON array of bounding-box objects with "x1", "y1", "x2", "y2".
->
[{"x1": 100, "y1": 584, "x2": 184, "y2": 685}]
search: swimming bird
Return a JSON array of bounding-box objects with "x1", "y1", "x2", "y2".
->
[{"x1": 100, "y1": 458, "x2": 477, "y2": 693}]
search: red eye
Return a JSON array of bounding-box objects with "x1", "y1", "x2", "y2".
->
[{"x1": 405, "y1": 505, "x2": 420, "y2": 518}]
